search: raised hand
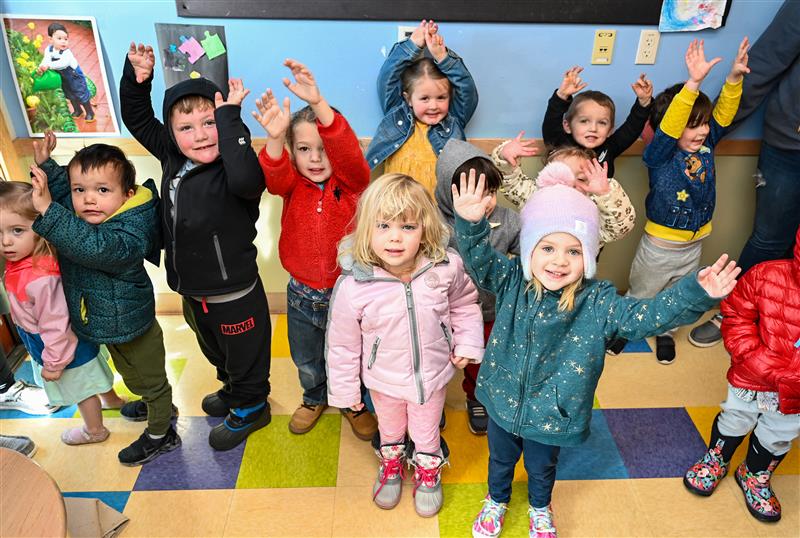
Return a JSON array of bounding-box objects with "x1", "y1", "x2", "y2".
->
[
  {"x1": 409, "y1": 20, "x2": 429, "y2": 47},
  {"x1": 556, "y1": 66, "x2": 587, "y2": 100},
  {"x1": 727, "y1": 36, "x2": 750, "y2": 84},
  {"x1": 577, "y1": 158, "x2": 610, "y2": 196},
  {"x1": 697, "y1": 254, "x2": 741, "y2": 298},
  {"x1": 685, "y1": 39, "x2": 722, "y2": 87},
  {"x1": 252, "y1": 89, "x2": 291, "y2": 139},
  {"x1": 452, "y1": 168, "x2": 492, "y2": 223},
  {"x1": 32, "y1": 130, "x2": 57, "y2": 165},
  {"x1": 282, "y1": 59, "x2": 321, "y2": 105},
  {"x1": 500, "y1": 131, "x2": 540, "y2": 167},
  {"x1": 631, "y1": 73, "x2": 654, "y2": 107},
  {"x1": 127, "y1": 42, "x2": 155, "y2": 83},
  {"x1": 215, "y1": 78, "x2": 250, "y2": 108},
  {"x1": 425, "y1": 24, "x2": 447, "y2": 62},
  {"x1": 29, "y1": 164, "x2": 52, "y2": 215}
]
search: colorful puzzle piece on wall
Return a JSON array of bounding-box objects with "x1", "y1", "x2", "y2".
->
[
  {"x1": 178, "y1": 35, "x2": 205, "y2": 64},
  {"x1": 200, "y1": 31, "x2": 226, "y2": 60}
]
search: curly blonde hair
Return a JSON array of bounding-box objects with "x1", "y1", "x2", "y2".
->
[{"x1": 339, "y1": 173, "x2": 449, "y2": 269}]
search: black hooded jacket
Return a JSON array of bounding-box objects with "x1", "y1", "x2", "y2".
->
[{"x1": 120, "y1": 57, "x2": 265, "y2": 296}]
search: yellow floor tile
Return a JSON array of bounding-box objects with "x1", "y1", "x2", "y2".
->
[
  {"x1": 751, "y1": 475, "x2": 799, "y2": 537},
  {"x1": 331, "y1": 485, "x2": 438, "y2": 537},
  {"x1": 271, "y1": 314, "x2": 291, "y2": 358},
  {"x1": 224, "y1": 487, "x2": 335, "y2": 537},
  {"x1": 122, "y1": 489, "x2": 233, "y2": 537},
  {"x1": 336, "y1": 417, "x2": 379, "y2": 487}
]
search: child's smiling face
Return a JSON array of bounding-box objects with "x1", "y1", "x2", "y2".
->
[
  {"x1": 50, "y1": 29, "x2": 69, "y2": 51},
  {"x1": 171, "y1": 103, "x2": 220, "y2": 164},
  {"x1": 404, "y1": 76, "x2": 451, "y2": 126},
  {"x1": 677, "y1": 122, "x2": 711, "y2": 153},
  {"x1": 563, "y1": 100, "x2": 613, "y2": 149},
  {"x1": 530, "y1": 232, "x2": 585, "y2": 291},
  {"x1": 291, "y1": 121, "x2": 332, "y2": 183}
]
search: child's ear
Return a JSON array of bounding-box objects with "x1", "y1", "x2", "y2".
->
[
  {"x1": 126, "y1": 188, "x2": 135, "y2": 199},
  {"x1": 402, "y1": 91, "x2": 410, "y2": 105},
  {"x1": 562, "y1": 118, "x2": 572, "y2": 134}
]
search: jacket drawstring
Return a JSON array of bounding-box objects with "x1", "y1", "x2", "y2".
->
[{"x1": 201, "y1": 296, "x2": 209, "y2": 314}]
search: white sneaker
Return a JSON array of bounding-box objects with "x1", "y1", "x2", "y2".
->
[{"x1": 0, "y1": 380, "x2": 59, "y2": 414}]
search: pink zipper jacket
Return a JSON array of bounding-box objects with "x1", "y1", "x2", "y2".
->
[{"x1": 326, "y1": 249, "x2": 484, "y2": 407}]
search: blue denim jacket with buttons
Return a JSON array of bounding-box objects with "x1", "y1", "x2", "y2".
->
[{"x1": 365, "y1": 39, "x2": 478, "y2": 169}]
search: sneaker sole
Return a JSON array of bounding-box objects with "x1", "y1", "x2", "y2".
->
[
  {"x1": 687, "y1": 335, "x2": 723, "y2": 348},
  {"x1": 735, "y1": 473, "x2": 781, "y2": 523},
  {"x1": 657, "y1": 358, "x2": 676, "y2": 365},
  {"x1": 121, "y1": 407, "x2": 180, "y2": 422},
  {"x1": 119, "y1": 436, "x2": 182, "y2": 467},
  {"x1": 209, "y1": 412, "x2": 272, "y2": 451}
]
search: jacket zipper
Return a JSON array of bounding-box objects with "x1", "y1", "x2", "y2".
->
[
  {"x1": 440, "y1": 321, "x2": 452, "y2": 349},
  {"x1": 367, "y1": 337, "x2": 381, "y2": 369},
  {"x1": 405, "y1": 282, "x2": 425, "y2": 404},
  {"x1": 168, "y1": 164, "x2": 206, "y2": 293},
  {"x1": 512, "y1": 298, "x2": 540, "y2": 434},
  {"x1": 213, "y1": 234, "x2": 229, "y2": 281}
]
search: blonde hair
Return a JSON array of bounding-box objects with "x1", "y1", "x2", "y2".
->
[
  {"x1": 340, "y1": 173, "x2": 449, "y2": 269},
  {"x1": 526, "y1": 277, "x2": 583, "y2": 312},
  {"x1": 0, "y1": 181, "x2": 55, "y2": 261}
]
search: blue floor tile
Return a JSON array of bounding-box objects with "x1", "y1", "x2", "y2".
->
[
  {"x1": 623, "y1": 339, "x2": 652, "y2": 353},
  {"x1": 63, "y1": 491, "x2": 131, "y2": 513},
  {"x1": 559, "y1": 410, "x2": 628, "y2": 480}
]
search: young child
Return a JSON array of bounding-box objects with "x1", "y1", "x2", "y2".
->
[
  {"x1": 452, "y1": 170, "x2": 740, "y2": 538},
  {"x1": 434, "y1": 139, "x2": 520, "y2": 435},
  {"x1": 492, "y1": 144, "x2": 637, "y2": 246},
  {"x1": 36, "y1": 22, "x2": 94, "y2": 122},
  {"x1": 29, "y1": 136, "x2": 179, "y2": 465},
  {"x1": 254, "y1": 59, "x2": 376, "y2": 439},
  {"x1": 534, "y1": 67, "x2": 653, "y2": 178},
  {"x1": 684, "y1": 224, "x2": 800, "y2": 523},
  {"x1": 1, "y1": 181, "x2": 113, "y2": 444},
  {"x1": 327, "y1": 173, "x2": 484, "y2": 517},
  {"x1": 121, "y1": 43, "x2": 271, "y2": 451},
  {"x1": 620, "y1": 37, "x2": 749, "y2": 364},
  {"x1": 366, "y1": 20, "x2": 478, "y2": 197}
]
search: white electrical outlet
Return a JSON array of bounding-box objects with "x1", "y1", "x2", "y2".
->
[
  {"x1": 591, "y1": 29, "x2": 616, "y2": 65},
  {"x1": 635, "y1": 29, "x2": 660, "y2": 64},
  {"x1": 398, "y1": 25, "x2": 416, "y2": 42}
]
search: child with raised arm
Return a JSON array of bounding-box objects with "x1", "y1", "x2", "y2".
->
[
  {"x1": 121, "y1": 43, "x2": 270, "y2": 451},
  {"x1": 366, "y1": 20, "x2": 478, "y2": 197},
  {"x1": 29, "y1": 134, "x2": 178, "y2": 465},
  {"x1": 327, "y1": 173, "x2": 484, "y2": 517},
  {"x1": 615, "y1": 38, "x2": 749, "y2": 364},
  {"x1": 254, "y1": 59, "x2": 376, "y2": 439},
  {"x1": 452, "y1": 170, "x2": 739, "y2": 538}
]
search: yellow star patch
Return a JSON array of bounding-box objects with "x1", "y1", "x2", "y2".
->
[{"x1": 676, "y1": 190, "x2": 689, "y2": 202}]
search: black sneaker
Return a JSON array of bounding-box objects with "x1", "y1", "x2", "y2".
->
[
  {"x1": 201, "y1": 392, "x2": 229, "y2": 417},
  {"x1": 439, "y1": 409, "x2": 446, "y2": 431},
  {"x1": 688, "y1": 313, "x2": 723, "y2": 347},
  {"x1": 656, "y1": 335, "x2": 676, "y2": 365},
  {"x1": 208, "y1": 402, "x2": 271, "y2": 451},
  {"x1": 118, "y1": 426, "x2": 181, "y2": 466},
  {"x1": 606, "y1": 337, "x2": 628, "y2": 355},
  {"x1": 466, "y1": 399, "x2": 488, "y2": 435},
  {"x1": 120, "y1": 400, "x2": 179, "y2": 422}
]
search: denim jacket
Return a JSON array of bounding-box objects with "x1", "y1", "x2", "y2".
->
[{"x1": 365, "y1": 39, "x2": 478, "y2": 168}]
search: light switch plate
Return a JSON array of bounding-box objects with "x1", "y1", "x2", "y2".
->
[
  {"x1": 591, "y1": 29, "x2": 616, "y2": 65},
  {"x1": 398, "y1": 25, "x2": 416, "y2": 42},
  {"x1": 635, "y1": 29, "x2": 660, "y2": 64}
]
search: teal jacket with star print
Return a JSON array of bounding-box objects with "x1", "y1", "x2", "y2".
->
[{"x1": 455, "y1": 216, "x2": 718, "y2": 446}]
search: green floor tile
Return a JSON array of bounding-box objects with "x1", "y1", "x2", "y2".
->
[
  {"x1": 236, "y1": 414, "x2": 341, "y2": 488},
  {"x1": 439, "y1": 482, "x2": 532, "y2": 538},
  {"x1": 593, "y1": 393, "x2": 600, "y2": 409}
]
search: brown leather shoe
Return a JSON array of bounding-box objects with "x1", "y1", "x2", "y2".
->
[
  {"x1": 341, "y1": 407, "x2": 378, "y2": 441},
  {"x1": 289, "y1": 403, "x2": 328, "y2": 434}
]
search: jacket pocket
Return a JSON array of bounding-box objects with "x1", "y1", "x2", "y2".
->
[
  {"x1": 212, "y1": 233, "x2": 229, "y2": 281},
  {"x1": 440, "y1": 321, "x2": 453, "y2": 350},
  {"x1": 367, "y1": 337, "x2": 382, "y2": 369},
  {"x1": 524, "y1": 383, "x2": 571, "y2": 434}
]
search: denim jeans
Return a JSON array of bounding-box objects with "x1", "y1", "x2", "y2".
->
[
  {"x1": 487, "y1": 418, "x2": 560, "y2": 507},
  {"x1": 738, "y1": 143, "x2": 800, "y2": 274},
  {"x1": 287, "y1": 278, "x2": 331, "y2": 406}
]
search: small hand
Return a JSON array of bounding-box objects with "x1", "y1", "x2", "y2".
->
[
  {"x1": 29, "y1": 164, "x2": 52, "y2": 215},
  {"x1": 727, "y1": 36, "x2": 750, "y2": 83},
  {"x1": 697, "y1": 254, "x2": 741, "y2": 298},
  {"x1": 32, "y1": 130, "x2": 57, "y2": 165},
  {"x1": 425, "y1": 25, "x2": 447, "y2": 62},
  {"x1": 36, "y1": 65, "x2": 48, "y2": 76},
  {"x1": 127, "y1": 42, "x2": 155, "y2": 83},
  {"x1": 685, "y1": 39, "x2": 722, "y2": 85},
  {"x1": 557, "y1": 66, "x2": 587, "y2": 100},
  {"x1": 409, "y1": 20, "x2": 429, "y2": 47},
  {"x1": 215, "y1": 78, "x2": 250, "y2": 108},
  {"x1": 252, "y1": 89, "x2": 291, "y2": 139},
  {"x1": 452, "y1": 168, "x2": 492, "y2": 223},
  {"x1": 500, "y1": 131, "x2": 539, "y2": 167},
  {"x1": 451, "y1": 356, "x2": 470, "y2": 369},
  {"x1": 351, "y1": 402, "x2": 365, "y2": 412},
  {"x1": 577, "y1": 158, "x2": 610, "y2": 196},
  {"x1": 631, "y1": 73, "x2": 653, "y2": 107},
  {"x1": 282, "y1": 59, "x2": 321, "y2": 105},
  {"x1": 41, "y1": 369, "x2": 62, "y2": 381}
]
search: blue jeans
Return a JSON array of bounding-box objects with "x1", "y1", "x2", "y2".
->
[
  {"x1": 487, "y1": 418, "x2": 560, "y2": 508},
  {"x1": 286, "y1": 278, "x2": 331, "y2": 406},
  {"x1": 738, "y1": 143, "x2": 800, "y2": 274}
]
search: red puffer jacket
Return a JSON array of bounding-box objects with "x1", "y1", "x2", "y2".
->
[{"x1": 721, "y1": 225, "x2": 800, "y2": 415}]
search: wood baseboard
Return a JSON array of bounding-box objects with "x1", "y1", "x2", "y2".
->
[{"x1": 155, "y1": 292, "x2": 287, "y2": 315}]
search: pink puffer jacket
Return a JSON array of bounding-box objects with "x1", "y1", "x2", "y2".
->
[{"x1": 326, "y1": 250, "x2": 484, "y2": 408}]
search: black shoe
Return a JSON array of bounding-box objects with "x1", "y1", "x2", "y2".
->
[
  {"x1": 120, "y1": 400, "x2": 179, "y2": 422},
  {"x1": 201, "y1": 392, "x2": 229, "y2": 417},
  {"x1": 118, "y1": 426, "x2": 181, "y2": 466},
  {"x1": 439, "y1": 409, "x2": 446, "y2": 431},
  {"x1": 466, "y1": 399, "x2": 488, "y2": 435},
  {"x1": 83, "y1": 102, "x2": 95, "y2": 122},
  {"x1": 656, "y1": 335, "x2": 676, "y2": 364},
  {"x1": 606, "y1": 337, "x2": 628, "y2": 355},
  {"x1": 209, "y1": 402, "x2": 271, "y2": 451}
]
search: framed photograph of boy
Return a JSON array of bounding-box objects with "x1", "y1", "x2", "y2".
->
[{"x1": 1, "y1": 15, "x2": 120, "y2": 137}]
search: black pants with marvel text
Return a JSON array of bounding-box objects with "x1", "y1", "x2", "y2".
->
[{"x1": 182, "y1": 279, "x2": 271, "y2": 409}]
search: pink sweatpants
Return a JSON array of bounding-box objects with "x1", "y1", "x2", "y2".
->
[{"x1": 370, "y1": 387, "x2": 447, "y2": 454}]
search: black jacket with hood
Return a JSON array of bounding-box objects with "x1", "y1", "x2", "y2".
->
[{"x1": 120, "y1": 57, "x2": 265, "y2": 296}]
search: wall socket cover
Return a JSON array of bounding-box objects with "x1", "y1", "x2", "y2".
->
[
  {"x1": 635, "y1": 29, "x2": 660, "y2": 65},
  {"x1": 591, "y1": 29, "x2": 616, "y2": 65},
  {"x1": 397, "y1": 25, "x2": 416, "y2": 42}
]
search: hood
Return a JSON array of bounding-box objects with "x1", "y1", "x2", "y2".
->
[
  {"x1": 794, "y1": 224, "x2": 800, "y2": 280},
  {"x1": 162, "y1": 77, "x2": 224, "y2": 129},
  {"x1": 435, "y1": 139, "x2": 491, "y2": 221}
]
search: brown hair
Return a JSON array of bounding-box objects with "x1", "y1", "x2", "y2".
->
[
  {"x1": 543, "y1": 145, "x2": 596, "y2": 165},
  {"x1": 401, "y1": 58, "x2": 451, "y2": 99},
  {"x1": 68, "y1": 144, "x2": 137, "y2": 193},
  {"x1": 564, "y1": 91, "x2": 616, "y2": 131},
  {"x1": 286, "y1": 105, "x2": 318, "y2": 152},
  {"x1": 650, "y1": 83, "x2": 712, "y2": 131},
  {"x1": 452, "y1": 157, "x2": 502, "y2": 194},
  {"x1": 170, "y1": 95, "x2": 214, "y2": 118},
  {"x1": 0, "y1": 181, "x2": 56, "y2": 261}
]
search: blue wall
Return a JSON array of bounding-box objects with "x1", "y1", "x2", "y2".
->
[{"x1": 1, "y1": 0, "x2": 784, "y2": 140}]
